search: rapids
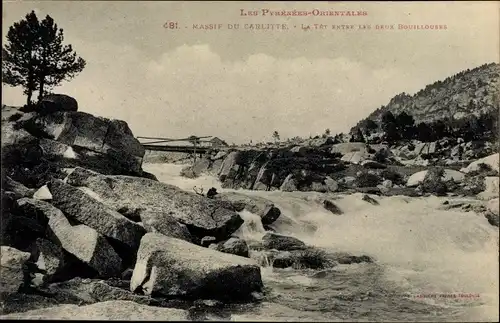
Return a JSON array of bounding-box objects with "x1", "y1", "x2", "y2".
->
[{"x1": 143, "y1": 163, "x2": 499, "y2": 322}]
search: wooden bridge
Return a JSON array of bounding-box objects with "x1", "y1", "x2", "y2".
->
[{"x1": 137, "y1": 136, "x2": 229, "y2": 155}]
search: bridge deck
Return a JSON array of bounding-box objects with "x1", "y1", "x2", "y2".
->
[{"x1": 142, "y1": 144, "x2": 216, "y2": 153}]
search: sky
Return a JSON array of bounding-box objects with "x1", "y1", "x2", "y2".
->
[{"x1": 2, "y1": 1, "x2": 499, "y2": 144}]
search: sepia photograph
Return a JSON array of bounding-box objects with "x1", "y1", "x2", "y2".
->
[{"x1": 1, "y1": 1, "x2": 499, "y2": 321}]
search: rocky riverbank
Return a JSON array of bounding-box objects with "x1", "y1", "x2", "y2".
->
[
  {"x1": 1, "y1": 97, "x2": 376, "y2": 318},
  {"x1": 181, "y1": 141, "x2": 498, "y2": 227}
]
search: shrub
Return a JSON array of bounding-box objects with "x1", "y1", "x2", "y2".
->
[
  {"x1": 380, "y1": 169, "x2": 404, "y2": 185},
  {"x1": 355, "y1": 171, "x2": 382, "y2": 188},
  {"x1": 374, "y1": 148, "x2": 389, "y2": 163},
  {"x1": 420, "y1": 167, "x2": 448, "y2": 196},
  {"x1": 292, "y1": 248, "x2": 333, "y2": 270}
]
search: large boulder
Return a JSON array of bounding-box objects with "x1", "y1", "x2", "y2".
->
[
  {"x1": 0, "y1": 246, "x2": 30, "y2": 295},
  {"x1": 140, "y1": 210, "x2": 192, "y2": 242},
  {"x1": 213, "y1": 192, "x2": 281, "y2": 225},
  {"x1": 22, "y1": 111, "x2": 145, "y2": 175},
  {"x1": 45, "y1": 278, "x2": 153, "y2": 305},
  {"x1": 330, "y1": 142, "x2": 367, "y2": 155},
  {"x1": 1, "y1": 123, "x2": 43, "y2": 184},
  {"x1": 47, "y1": 179, "x2": 146, "y2": 252},
  {"x1": 407, "y1": 169, "x2": 465, "y2": 187},
  {"x1": 64, "y1": 168, "x2": 243, "y2": 241},
  {"x1": 262, "y1": 233, "x2": 307, "y2": 251},
  {"x1": 38, "y1": 94, "x2": 78, "y2": 113},
  {"x1": 130, "y1": 233, "x2": 263, "y2": 300},
  {"x1": 211, "y1": 237, "x2": 249, "y2": 258},
  {"x1": 17, "y1": 198, "x2": 122, "y2": 278},
  {"x1": 280, "y1": 174, "x2": 297, "y2": 192},
  {"x1": 269, "y1": 248, "x2": 335, "y2": 269},
  {"x1": 3, "y1": 176, "x2": 35, "y2": 199},
  {"x1": 477, "y1": 177, "x2": 499, "y2": 201},
  {"x1": 0, "y1": 300, "x2": 189, "y2": 320},
  {"x1": 461, "y1": 153, "x2": 499, "y2": 174},
  {"x1": 218, "y1": 151, "x2": 239, "y2": 180},
  {"x1": 33, "y1": 238, "x2": 67, "y2": 285},
  {"x1": 485, "y1": 198, "x2": 499, "y2": 227}
]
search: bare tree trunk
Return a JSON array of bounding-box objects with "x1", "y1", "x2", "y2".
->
[
  {"x1": 26, "y1": 90, "x2": 32, "y2": 106},
  {"x1": 37, "y1": 76, "x2": 45, "y2": 103}
]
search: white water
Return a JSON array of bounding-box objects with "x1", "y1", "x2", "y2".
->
[{"x1": 143, "y1": 163, "x2": 499, "y2": 322}]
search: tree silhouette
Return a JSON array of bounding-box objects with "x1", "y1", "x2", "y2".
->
[
  {"x1": 395, "y1": 111, "x2": 416, "y2": 140},
  {"x1": 381, "y1": 111, "x2": 400, "y2": 142},
  {"x1": 2, "y1": 11, "x2": 40, "y2": 105},
  {"x1": 272, "y1": 131, "x2": 280, "y2": 143},
  {"x1": 2, "y1": 11, "x2": 86, "y2": 105}
]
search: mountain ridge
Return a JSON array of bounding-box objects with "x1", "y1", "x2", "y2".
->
[{"x1": 351, "y1": 62, "x2": 500, "y2": 134}]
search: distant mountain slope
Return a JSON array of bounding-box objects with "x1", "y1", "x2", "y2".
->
[{"x1": 351, "y1": 62, "x2": 500, "y2": 132}]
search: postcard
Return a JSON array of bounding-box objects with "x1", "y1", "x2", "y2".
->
[{"x1": 1, "y1": 1, "x2": 499, "y2": 322}]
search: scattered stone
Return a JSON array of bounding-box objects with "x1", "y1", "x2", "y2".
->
[
  {"x1": 323, "y1": 199, "x2": 343, "y2": 215},
  {"x1": 0, "y1": 246, "x2": 31, "y2": 295},
  {"x1": 3, "y1": 176, "x2": 35, "y2": 198},
  {"x1": 269, "y1": 247, "x2": 334, "y2": 269},
  {"x1": 33, "y1": 238, "x2": 67, "y2": 285},
  {"x1": 328, "y1": 252, "x2": 373, "y2": 264},
  {"x1": 381, "y1": 180, "x2": 393, "y2": 189},
  {"x1": 130, "y1": 233, "x2": 263, "y2": 300},
  {"x1": 140, "y1": 210, "x2": 192, "y2": 242},
  {"x1": 324, "y1": 176, "x2": 339, "y2": 192},
  {"x1": 121, "y1": 268, "x2": 134, "y2": 281},
  {"x1": 214, "y1": 237, "x2": 249, "y2": 258},
  {"x1": 33, "y1": 185, "x2": 52, "y2": 200},
  {"x1": 361, "y1": 194, "x2": 379, "y2": 205},
  {"x1": 201, "y1": 236, "x2": 217, "y2": 247},
  {"x1": 280, "y1": 174, "x2": 297, "y2": 192},
  {"x1": 361, "y1": 159, "x2": 386, "y2": 169},
  {"x1": 262, "y1": 232, "x2": 307, "y2": 251},
  {"x1": 214, "y1": 192, "x2": 281, "y2": 225}
]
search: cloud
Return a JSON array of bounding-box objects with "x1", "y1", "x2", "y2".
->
[{"x1": 0, "y1": 42, "x2": 452, "y2": 144}]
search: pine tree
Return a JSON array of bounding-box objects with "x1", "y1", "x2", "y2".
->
[
  {"x1": 2, "y1": 11, "x2": 86, "y2": 105},
  {"x1": 2, "y1": 11, "x2": 41, "y2": 105}
]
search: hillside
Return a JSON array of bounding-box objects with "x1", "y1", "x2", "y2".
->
[{"x1": 351, "y1": 62, "x2": 500, "y2": 133}]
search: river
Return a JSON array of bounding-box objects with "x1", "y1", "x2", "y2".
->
[{"x1": 143, "y1": 163, "x2": 499, "y2": 322}]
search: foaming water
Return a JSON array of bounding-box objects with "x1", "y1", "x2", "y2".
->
[
  {"x1": 143, "y1": 163, "x2": 499, "y2": 321},
  {"x1": 233, "y1": 210, "x2": 267, "y2": 242}
]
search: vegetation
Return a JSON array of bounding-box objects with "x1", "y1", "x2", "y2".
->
[
  {"x1": 420, "y1": 167, "x2": 448, "y2": 196},
  {"x1": 351, "y1": 63, "x2": 499, "y2": 145},
  {"x1": 2, "y1": 11, "x2": 86, "y2": 106},
  {"x1": 355, "y1": 171, "x2": 382, "y2": 188}
]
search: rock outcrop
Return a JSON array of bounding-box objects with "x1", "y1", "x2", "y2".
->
[
  {"x1": 48, "y1": 179, "x2": 146, "y2": 252},
  {"x1": 17, "y1": 198, "x2": 122, "y2": 278},
  {"x1": 64, "y1": 168, "x2": 243, "y2": 241},
  {"x1": 262, "y1": 233, "x2": 307, "y2": 251},
  {"x1": 213, "y1": 192, "x2": 281, "y2": 225},
  {"x1": 37, "y1": 94, "x2": 78, "y2": 113},
  {"x1": 0, "y1": 246, "x2": 30, "y2": 295},
  {"x1": 130, "y1": 233, "x2": 263, "y2": 300},
  {"x1": 407, "y1": 169, "x2": 465, "y2": 187},
  {"x1": 210, "y1": 237, "x2": 249, "y2": 258}
]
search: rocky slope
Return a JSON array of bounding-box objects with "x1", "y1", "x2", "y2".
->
[
  {"x1": 351, "y1": 62, "x2": 500, "y2": 129},
  {"x1": 1, "y1": 95, "x2": 293, "y2": 316}
]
